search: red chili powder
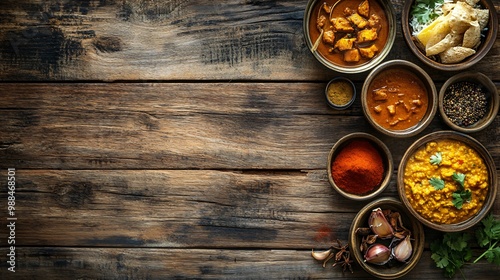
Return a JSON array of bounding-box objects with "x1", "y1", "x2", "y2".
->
[
  {"x1": 332, "y1": 139, "x2": 384, "y2": 195},
  {"x1": 314, "y1": 225, "x2": 334, "y2": 242}
]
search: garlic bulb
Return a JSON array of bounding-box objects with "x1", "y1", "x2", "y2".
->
[
  {"x1": 392, "y1": 235, "x2": 413, "y2": 262},
  {"x1": 364, "y1": 244, "x2": 391, "y2": 265},
  {"x1": 369, "y1": 208, "x2": 394, "y2": 239}
]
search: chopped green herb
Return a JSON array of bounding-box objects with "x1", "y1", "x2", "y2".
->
[
  {"x1": 451, "y1": 172, "x2": 470, "y2": 209},
  {"x1": 452, "y1": 172, "x2": 466, "y2": 187},
  {"x1": 430, "y1": 177, "x2": 445, "y2": 190},
  {"x1": 452, "y1": 190, "x2": 471, "y2": 210},
  {"x1": 410, "y1": 0, "x2": 445, "y2": 34},
  {"x1": 430, "y1": 152, "x2": 442, "y2": 165}
]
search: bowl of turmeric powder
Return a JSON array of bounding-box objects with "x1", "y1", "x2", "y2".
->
[
  {"x1": 325, "y1": 77, "x2": 356, "y2": 109},
  {"x1": 327, "y1": 132, "x2": 393, "y2": 200},
  {"x1": 397, "y1": 131, "x2": 497, "y2": 232}
]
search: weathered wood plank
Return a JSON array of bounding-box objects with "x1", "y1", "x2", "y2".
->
[
  {"x1": 2, "y1": 169, "x2": 499, "y2": 248},
  {"x1": 1, "y1": 83, "x2": 500, "y2": 170},
  {"x1": 0, "y1": 0, "x2": 498, "y2": 81},
  {"x1": 3, "y1": 169, "x2": 383, "y2": 248},
  {"x1": 2, "y1": 248, "x2": 500, "y2": 279}
]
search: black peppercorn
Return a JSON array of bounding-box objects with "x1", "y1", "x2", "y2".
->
[{"x1": 442, "y1": 81, "x2": 488, "y2": 127}]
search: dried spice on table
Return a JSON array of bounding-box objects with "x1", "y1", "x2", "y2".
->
[
  {"x1": 312, "y1": 239, "x2": 354, "y2": 273},
  {"x1": 331, "y1": 139, "x2": 384, "y2": 195}
]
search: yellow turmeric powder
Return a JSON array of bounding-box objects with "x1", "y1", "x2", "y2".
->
[{"x1": 327, "y1": 80, "x2": 354, "y2": 106}]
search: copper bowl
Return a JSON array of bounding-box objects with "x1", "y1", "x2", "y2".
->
[
  {"x1": 327, "y1": 132, "x2": 393, "y2": 201},
  {"x1": 402, "y1": 0, "x2": 498, "y2": 71},
  {"x1": 439, "y1": 72, "x2": 499, "y2": 133},
  {"x1": 349, "y1": 197, "x2": 425, "y2": 279},
  {"x1": 397, "y1": 131, "x2": 497, "y2": 232}
]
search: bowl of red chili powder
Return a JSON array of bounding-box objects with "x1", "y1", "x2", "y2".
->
[{"x1": 327, "y1": 132, "x2": 393, "y2": 200}]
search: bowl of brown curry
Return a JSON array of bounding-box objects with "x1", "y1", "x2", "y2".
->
[
  {"x1": 303, "y1": 0, "x2": 396, "y2": 74},
  {"x1": 361, "y1": 60, "x2": 438, "y2": 138}
]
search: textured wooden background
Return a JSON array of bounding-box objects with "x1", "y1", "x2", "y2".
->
[{"x1": 0, "y1": 0, "x2": 499, "y2": 279}]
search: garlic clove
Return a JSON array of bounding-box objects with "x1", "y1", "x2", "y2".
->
[
  {"x1": 311, "y1": 248, "x2": 333, "y2": 261},
  {"x1": 369, "y1": 208, "x2": 394, "y2": 239},
  {"x1": 392, "y1": 235, "x2": 413, "y2": 262},
  {"x1": 364, "y1": 244, "x2": 392, "y2": 265}
]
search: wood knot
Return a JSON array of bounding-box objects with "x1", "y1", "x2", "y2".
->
[
  {"x1": 53, "y1": 181, "x2": 97, "y2": 208},
  {"x1": 93, "y1": 36, "x2": 123, "y2": 53}
]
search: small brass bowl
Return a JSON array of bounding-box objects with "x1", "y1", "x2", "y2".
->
[
  {"x1": 398, "y1": 131, "x2": 497, "y2": 232},
  {"x1": 349, "y1": 197, "x2": 425, "y2": 279},
  {"x1": 361, "y1": 60, "x2": 438, "y2": 138},
  {"x1": 325, "y1": 77, "x2": 356, "y2": 110},
  {"x1": 402, "y1": 0, "x2": 498, "y2": 71},
  {"x1": 439, "y1": 72, "x2": 499, "y2": 133},
  {"x1": 327, "y1": 132, "x2": 393, "y2": 201}
]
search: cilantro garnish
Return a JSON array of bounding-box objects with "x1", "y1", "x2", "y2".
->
[
  {"x1": 430, "y1": 152, "x2": 442, "y2": 165},
  {"x1": 430, "y1": 177, "x2": 445, "y2": 190},
  {"x1": 451, "y1": 172, "x2": 470, "y2": 209}
]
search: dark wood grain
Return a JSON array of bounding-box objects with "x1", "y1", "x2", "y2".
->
[
  {"x1": 1, "y1": 83, "x2": 500, "y2": 170},
  {"x1": 2, "y1": 248, "x2": 499, "y2": 279},
  {"x1": 1, "y1": 0, "x2": 500, "y2": 279},
  {"x1": 0, "y1": 0, "x2": 498, "y2": 81}
]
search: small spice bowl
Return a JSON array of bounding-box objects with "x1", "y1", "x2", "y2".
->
[
  {"x1": 327, "y1": 132, "x2": 393, "y2": 201},
  {"x1": 325, "y1": 77, "x2": 356, "y2": 109},
  {"x1": 398, "y1": 131, "x2": 497, "y2": 232},
  {"x1": 349, "y1": 197, "x2": 425, "y2": 279},
  {"x1": 439, "y1": 72, "x2": 499, "y2": 133}
]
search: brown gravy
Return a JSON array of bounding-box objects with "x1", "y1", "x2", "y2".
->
[
  {"x1": 366, "y1": 68, "x2": 429, "y2": 130},
  {"x1": 308, "y1": 0, "x2": 389, "y2": 66}
]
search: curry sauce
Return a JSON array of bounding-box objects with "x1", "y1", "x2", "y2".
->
[
  {"x1": 308, "y1": 0, "x2": 389, "y2": 66},
  {"x1": 366, "y1": 68, "x2": 429, "y2": 130}
]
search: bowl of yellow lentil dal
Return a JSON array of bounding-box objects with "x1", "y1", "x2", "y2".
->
[{"x1": 397, "y1": 131, "x2": 497, "y2": 232}]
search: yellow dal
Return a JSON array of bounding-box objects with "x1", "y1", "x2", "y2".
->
[{"x1": 403, "y1": 139, "x2": 488, "y2": 224}]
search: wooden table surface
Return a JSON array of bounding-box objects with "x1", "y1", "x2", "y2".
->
[{"x1": 1, "y1": 0, "x2": 499, "y2": 279}]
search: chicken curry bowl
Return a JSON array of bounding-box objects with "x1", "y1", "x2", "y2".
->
[{"x1": 304, "y1": 0, "x2": 396, "y2": 73}]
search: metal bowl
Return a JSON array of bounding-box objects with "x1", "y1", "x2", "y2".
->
[
  {"x1": 325, "y1": 77, "x2": 356, "y2": 109},
  {"x1": 397, "y1": 131, "x2": 497, "y2": 232},
  {"x1": 401, "y1": 0, "x2": 498, "y2": 71},
  {"x1": 327, "y1": 132, "x2": 393, "y2": 201},
  {"x1": 438, "y1": 72, "x2": 499, "y2": 133},
  {"x1": 349, "y1": 197, "x2": 425, "y2": 279},
  {"x1": 303, "y1": 0, "x2": 396, "y2": 74},
  {"x1": 361, "y1": 60, "x2": 438, "y2": 138}
]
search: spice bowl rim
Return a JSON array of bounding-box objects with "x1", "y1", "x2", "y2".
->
[
  {"x1": 325, "y1": 77, "x2": 356, "y2": 110},
  {"x1": 327, "y1": 132, "x2": 393, "y2": 201},
  {"x1": 303, "y1": 0, "x2": 397, "y2": 74},
  {"x1": 438, "y1": 71, "x2": 499, "y2": 133},
  {"x1": 401, "y1": 0, "x2": 498, "y2": 71},
  {"x1": 349, "y1": 197, "x2": 425, "y2": 279},
  {"x1": 397, "y1": 130, "x2": 497, "y2": 232},
  {"x1": 361, "y1": 59, "x2": 438, "y2": 138}
]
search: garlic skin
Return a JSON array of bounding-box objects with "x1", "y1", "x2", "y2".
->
[
  {"x1": 364, "y1": 244, "x2": 391, "y2": 265},
  {"x1": 311, "y1": 248, "x2": 333, "y2": 261},
  {"x1": 392, "y1": 235, "x2": 413, "y2": 262},
  {"x1": 369, "y1": 208, "x2": 394, "y2": 239}
]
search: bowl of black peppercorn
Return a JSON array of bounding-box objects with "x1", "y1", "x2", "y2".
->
[{"x1": 439, "y1": 72, "x2": 499, "y2": 133}]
